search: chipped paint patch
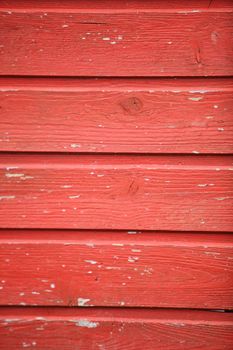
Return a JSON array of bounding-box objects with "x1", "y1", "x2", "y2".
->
[
  {"x1": 75, "y1": 319, "x2": 99, "y2": 328},
  {"x1": 128, "y1": 256, "x2": 139, "y2": 263},
  {"x1": 5, "y1": 173, "x2": 24, "y2": 177},
  {"x1": 77, "y1": 298, "x2": 90, "y2": 306},
  {"x1": 84, "y1": 260, "x2": 97, "y2": 265},
  {"x1": 0, "y1": 195, "x2": 15, "y2": 200},
  {"x1": 5, "y1": 173, "x2": 33, "y2": 180},
  {"x1": 188, "y1": 97, "x2": 203, "y2": 101},
  {"x1": 70, "y1": 143, "x2": 81, "y2": 148}
]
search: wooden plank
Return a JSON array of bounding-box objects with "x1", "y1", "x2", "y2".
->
[
  {"x1": 0, "y1": 154, "x2": 232, "y2": 231},
  {"x1": 0, "y1": 230, "x2": 232, "y2": 308},
  {"x1": 0, "y1": 307, "x2": 233, "y2": 350},
  {"x1": 0, "y1": 1, "x2": 233, "y2": 76},
  {"x1": 2, "y1": 0, "x2": 233, "y2": 10},
  {"x1": 0, "y1": 78, "x2": 232, "y2": 154}
]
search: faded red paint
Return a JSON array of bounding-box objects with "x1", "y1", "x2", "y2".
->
[{"x1": 0, "y1": 1, "x2": 233, "y2": 349}]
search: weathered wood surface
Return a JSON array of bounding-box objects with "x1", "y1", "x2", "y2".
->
[
  {"x1": 0, "y1": 230, "x2": 232, "y2": 308},
  {"x1": 0, "y1": 154, "x2": 232, "y2": 231},
  {"x1": 0, "y1": 78, "x2": 232, "y2": 153},
  {"x1": 0, "y1": 307, "x2": 233, "y2": 350},
  {"x1": 0, "y1": 1, "x2": 233, "y2": 76}
]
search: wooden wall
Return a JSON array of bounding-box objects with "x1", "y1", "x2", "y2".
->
[{"x1": 0, "y1": 1, "x2": 233, "y2": 349}]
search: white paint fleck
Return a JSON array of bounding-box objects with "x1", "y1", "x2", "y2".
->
[
  {"x1": 85, "y1": 260, "x2": 97, "y2": 265},
  {"x1": 6, "y1": 166, "x2": 18, "y2": 170},
  {"x1": 69, "y1": 195, "x2": 80, "y2": 199},
  {"x1": 75, "y1": 319, "x2": 99, "y2": 328},
  {"x1": 22, "y1": 342, "x2": 30, "y2": 348},
  {"x1": 189, "y1": 90, "x2": 208, "y2": 94},
  {"x1": 0, "y1": 195, "x2": 15, "y2": 200},
  {"x1": 192, "y1": 151, "x2": 200, "y2": 154},
  {"x1": 62, "y1": 24, "x2": 69, "y2": 28},
  {"x1": 213, "y1": 105, "x2": 219, "y2": 109},
  {"x1": 5, "y1": 173, "x2": 24, "y2": 177},
  {"x1": 70, "y1": 144, "x2": 81, "y2": 148},
  {"x1": 218, "y1": 128, "x2": 224, "y2": 131},
  {"x1": 77, "y1": 298, "x2": 90, "y2": 306},
  {"x1": 188, "y1": 97, "x2": 203, "y2": 101},
  {"x1": 21, "y1": 176, "x2": 34, "y2": 180},
  {"x1": 128, "y1": 256, "x2": 139, "y2": 263},
  {"x1": 102, "y1": 37, "x2": 110, "y2": 41},
  {"x1": 50, "y1": 283, "x2": 55, "y2": 289}
]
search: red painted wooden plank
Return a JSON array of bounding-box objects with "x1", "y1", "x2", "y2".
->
[
  {"x1": 0, "y1": 307, "x2": 233, "y2": 350},
  {"x1": 0, "y1": 2, "x2": 232, "y2": 76},
  {"x1": 0, "y1": 230, "x2": 232, "y2": 308},
  {"x1": 2, "y1": 1, "x2": 233, "y2": 11},
  {"x1": 1, "y1": 78, "x2": 232, "y2": 153},
  {"x1": 0, "y1": 154, "x2": 232, "y2": 231}
]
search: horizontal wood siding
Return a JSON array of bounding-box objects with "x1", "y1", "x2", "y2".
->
[
  {"x1": 0, "y1": 1, "x2": 232, "y2": 349},
  {"x1": 0, "y1": 2, "x2": 233, "y2": 76},
  {"x1": 0, "y1": 308, "x2": 233, "y2": 350},
  {"x1": 0, "y1": 230, "x2": 232, "y2": 308},
  {"x1": 0, "y1": 78, "x2": 232, "y2": 154},
  {"x1": 0, "y1": 154, "x2": 232, "y2": 231}
]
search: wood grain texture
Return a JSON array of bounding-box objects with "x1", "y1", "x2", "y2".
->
[
  {"x1": 0, "y1": 1, "x2": 233, "y2": 76},
  {"x1": 0, "y1": 230, "x2": 232, "y2": 308},
  {"x1": 0, "y1": 78, "x2": 232, "y2": 154},
  {"x1": 0, "y1": 154, "x2": 232, "y2": 231},
  {"x1": 0, "y1": 307, "x2": 233, "y2": 350},
  {"x1": 2, "y1": 0, "x2": 233, "y2": 10}
]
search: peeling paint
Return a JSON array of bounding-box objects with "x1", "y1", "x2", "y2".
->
[
  {"x1": 77, "y1": 298, "x2": 90, "y2": 306},
  {"x1": 188, "y1": 97, "x2": 203, "y2": 101},
  {"x1": 0, "y1": 195, "x2": 15, "y2": 200},
  {"x1": 85, "y1": 260, "x2": 97, "y2": 264},
  {"x1": 75, "y1": 319, "x2": 99, "y2": 328}
]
